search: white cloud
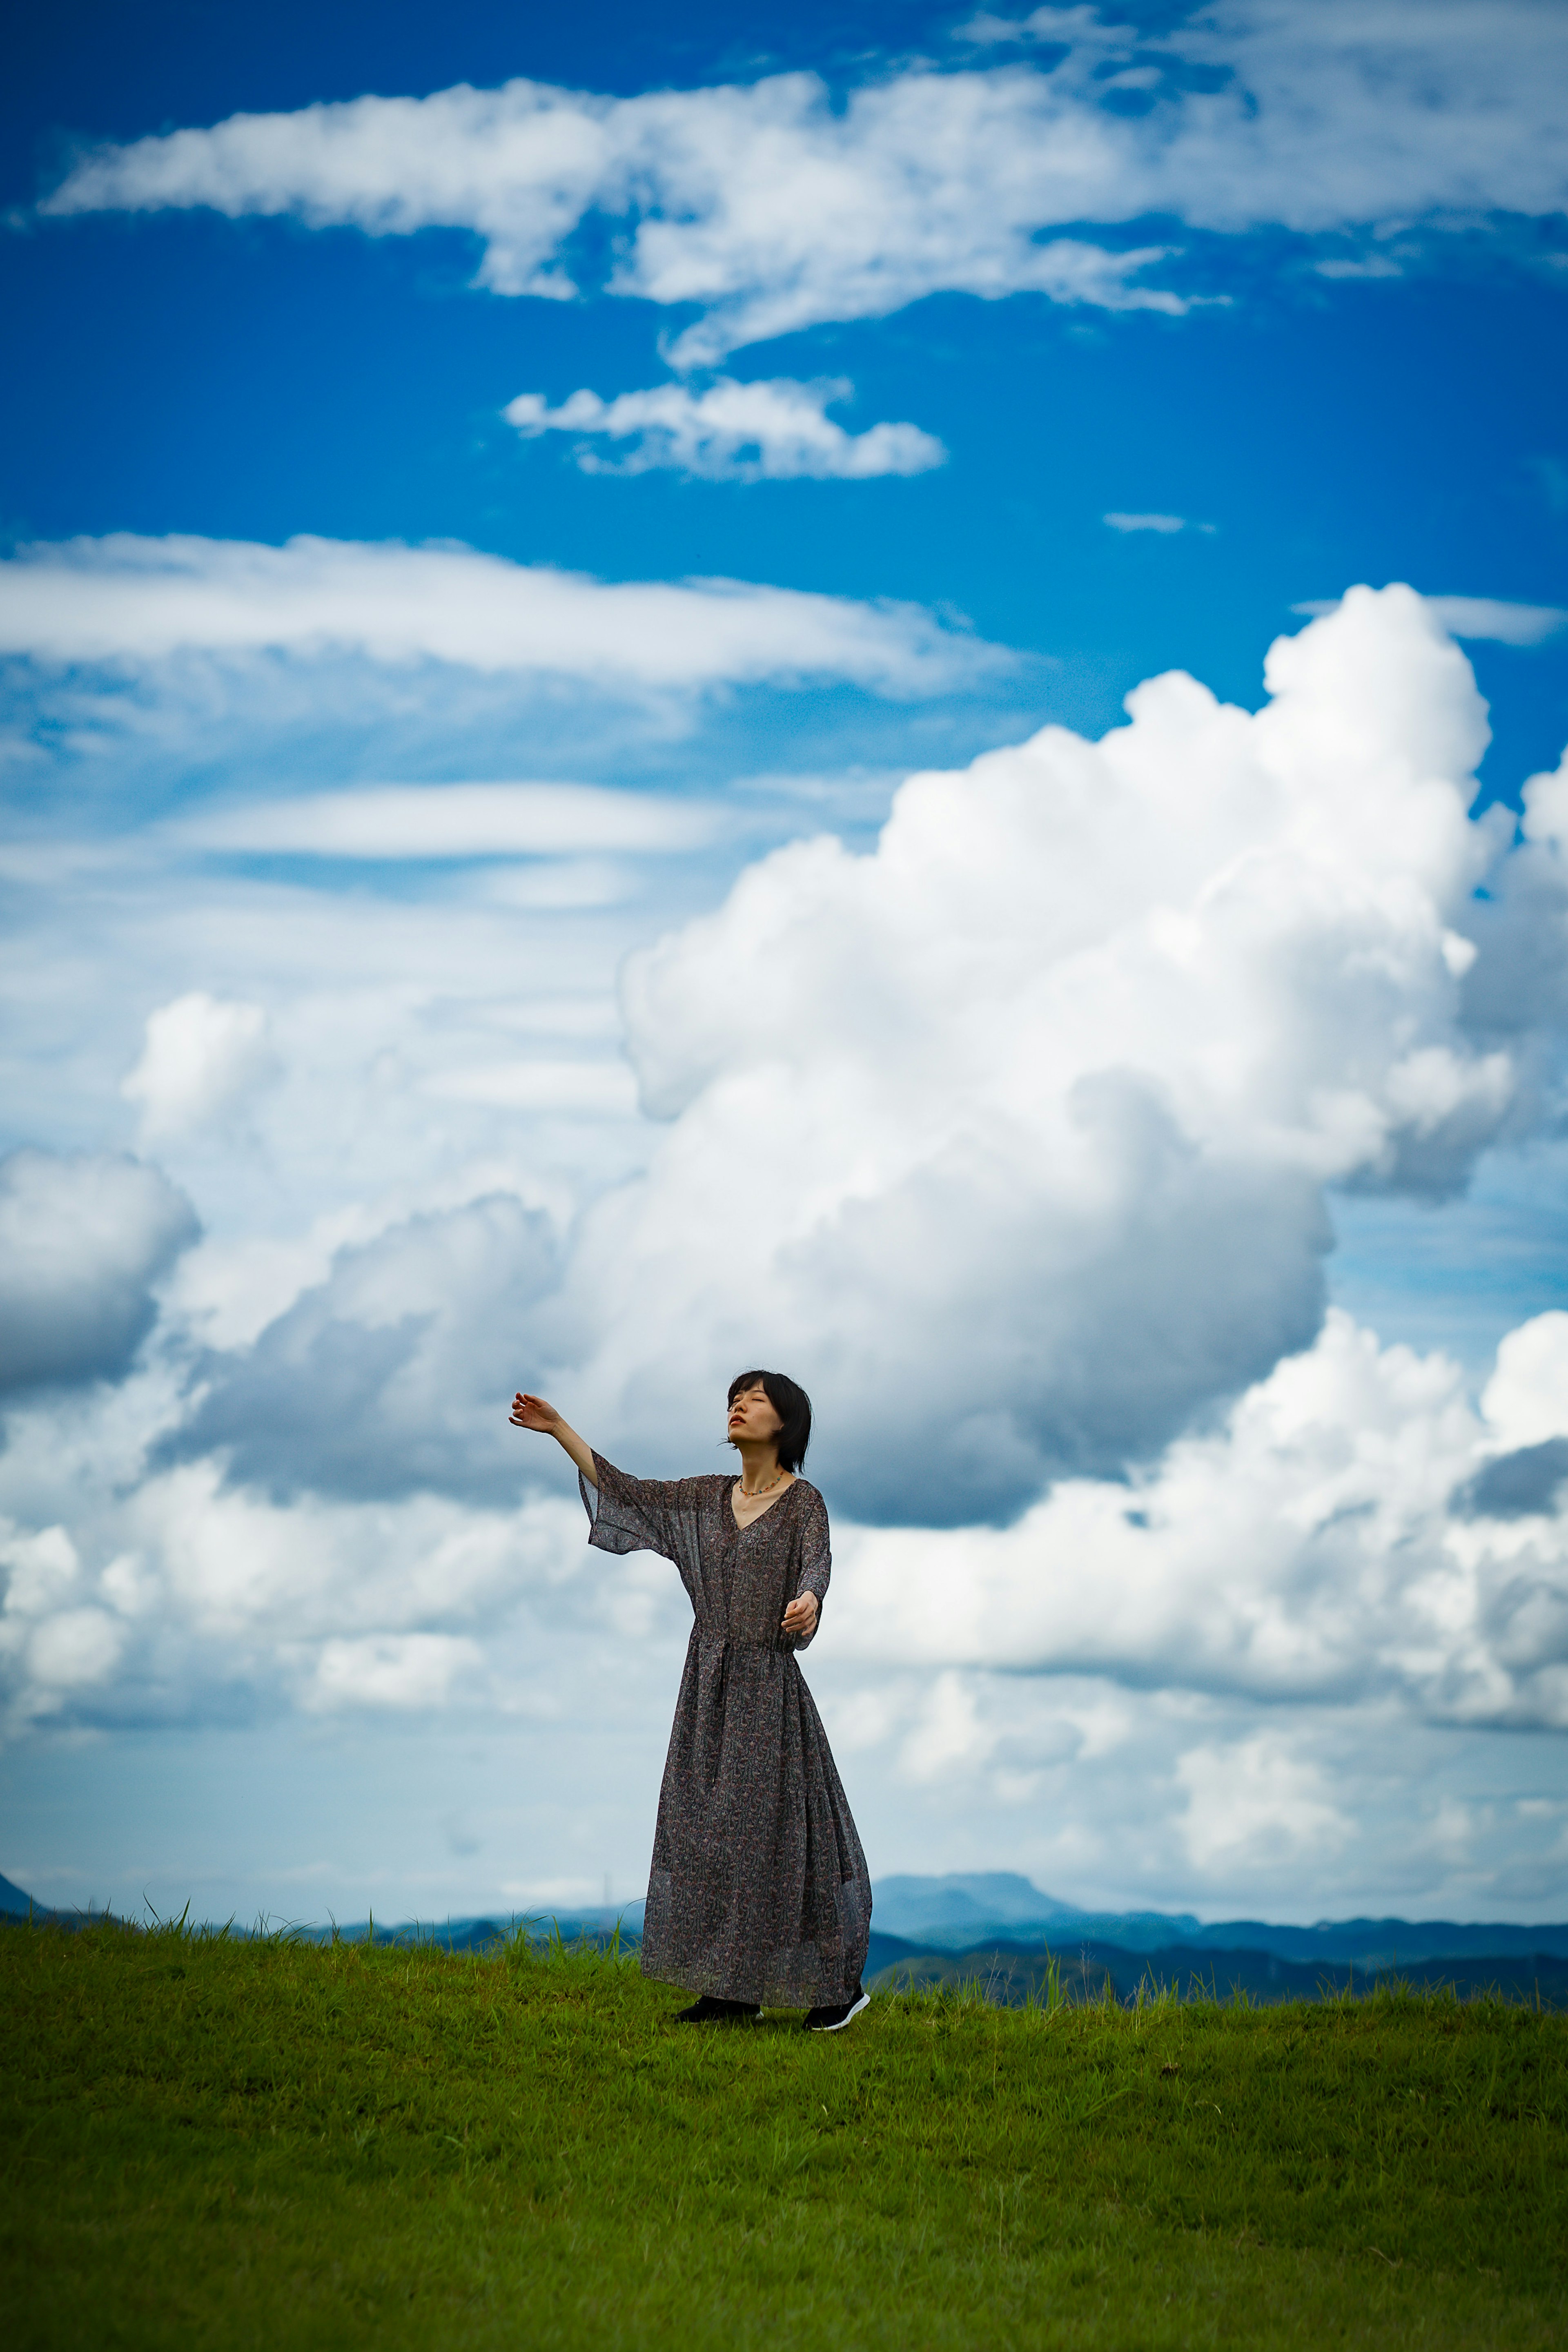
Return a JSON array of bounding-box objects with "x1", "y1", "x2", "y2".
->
[
  {"x1": 0, "y1": 534, "x2": 1006, "y2": 697},
  {"x1": 127, "y1": 1466, "x2": 585, "y2": 1646},
  {"x1": 423, "y1": 1063, "x2": 637, "y2": 1115},
  {"x1": 0, "y1": 1526, "x2": 82, "y2": 1617},
  {"x1": 1424, "y1": 598, "x2": 1568, "y2": 647},
  {"x1": 1177, "y1": 1734, "x2": 1350, "y2": 1870},
  {"x1": 0, "y1": 1418, "x2": 610, "y2": 1733},
  {"x1": 304, "y1": 1632, "x2": 483, "y2": 1710},
  {"x1": 1295, "y1": 594, "x2": 1568, "y2": 645},
  {"x1": 823, "y1": 1306, "x2": 1568, "y2": 1730},
  {"x1": 40, "y1": 6, "x2": 1568, "y2": 359},
  {"x1": 122, "y1": 992, "x2": 278, "y2": 1142},
  {"x1": 0, "y1": 1150, "x2": 198, "y2": 1393},
  {"x1": 549, "y1": 586, "x2": 1523, "y2": 1523},
  {"x1": 475, "y1": 860, "x2": 638, "y2": 910},
  {"x1": 1104, "y1": 512, "x2": 1214, "y2": 534},
  {"x1": 1482, "y1": 1313, "x2": 1568, "y2": 1451},
  {"x1": 898, "y1": 1670, "x2": 999, "y2": 1784},
  {"x1": 1521, "y1": 744, "x2": 1568, "y2": 857},
  {"x1": 25, "y1": 1607, "x2": 125, "y2": 1696},
  {"x1": 181, "y1": 781, "x2": 719, "y2": 858},
  {"x1": 505, "y1": 377, "x2": 947, "y2": 479},
  {"x1": 166, "y1": 1193, "x2": 564, "y2": 1505},
  {"x1": 1314, "y1": 254, "x2": 1405, "y2": 281}
]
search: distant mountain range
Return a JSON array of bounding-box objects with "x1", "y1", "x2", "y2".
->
[
  {"x1": 8, "y1": 1866, "x2": 1568, "y2": 1988},
  {"x1": 864, "y1": 1872, "x2": 1568, "y2": 1968}
]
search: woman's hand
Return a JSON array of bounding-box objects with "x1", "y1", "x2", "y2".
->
[
  {"x1": 782, "y1": 1590, "x2": 819, "y2": 1639},
  {"x1": 508, "y1": 1393, "x2": 597, "y2": 1487},
  {"x1": 510, "y1": 1391, "x2": 562, "y2": 1433}
]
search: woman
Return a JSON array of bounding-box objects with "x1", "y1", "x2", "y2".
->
[{"x1": 508, "y1": 1371, "x2": 872, "y2": 2030}]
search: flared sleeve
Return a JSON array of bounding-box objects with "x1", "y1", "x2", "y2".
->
[
  {"x1": 789, "y1": 1484, "x2": 833, "y2": 1651},
  {"x1": 580, "y1": 1452, "x2": 692, "y2": 1563}
]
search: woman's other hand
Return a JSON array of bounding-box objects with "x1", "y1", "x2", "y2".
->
[
  {"x1": 510, "y1": 1391, "x2": 561, "y2": 1433},
  {"x1": 782, "y1": 1590, "x2": 819, "y2": 1639}
]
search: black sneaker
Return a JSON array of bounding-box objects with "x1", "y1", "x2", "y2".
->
[
  {"x1": 804, "y1": 1985, "x2": 870, "y2": 2032},
  {"x1": 674, "y1": 1994, "x2": 762, "y2": 2024}
]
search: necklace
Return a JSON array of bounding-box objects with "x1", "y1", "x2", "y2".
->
[{"x1": 738, "y1": 1466, "x2": 786, "y2": 1499}]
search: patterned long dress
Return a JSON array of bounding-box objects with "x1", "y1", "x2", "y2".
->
[{"x1": 581, "y1": 1456, "x2": 872, "y2": 2007}]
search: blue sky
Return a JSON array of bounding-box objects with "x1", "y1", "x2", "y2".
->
[
  {"x1": 7, "y1": 4, "x2": 1568, "y2": 787},
  {"x1": 3, "y1": 1, "x2": 1568, "y2": 1927}
]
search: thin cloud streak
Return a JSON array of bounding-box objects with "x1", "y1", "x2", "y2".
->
[
  {"x1": 1294, "y1": 594, "x2": 1568, "y2": 645},
  {"x1": 0, "y1": 534, "x2": 1011, "y2": 696},
  {"x1": 179, "y1": 783, "x2": 722, "y2": 859},
  {"x1": 1104, "y1": 512, "x2": 1216, "y2": 535}
]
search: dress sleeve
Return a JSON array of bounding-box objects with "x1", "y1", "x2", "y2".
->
[
  {"x1": 580, "y1": 1452, "x2": 691, "y2": 1562},
  {"x1": 789, "y1": 1485, "x2": 832, "y2": 1651}
]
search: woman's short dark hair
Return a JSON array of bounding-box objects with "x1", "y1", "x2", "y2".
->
[{"x1": 728, "y1": 1369, "x2": 812, "y2": 1474}]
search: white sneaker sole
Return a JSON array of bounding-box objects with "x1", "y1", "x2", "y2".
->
[{"x1": 808, "y1": 1989, "x2": 871, "y2": 2032}]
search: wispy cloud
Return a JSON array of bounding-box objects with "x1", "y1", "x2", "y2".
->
[
  {"x1": 505, "y1": 377, "x2": 946, "y2": 480},
  {"x1": 180, "y1": 783, "x2": 720, "y2": 859},
  {"x1": 1294, "y1": 593, "x2": 1568, "y2": 645},
  {"x1": 0, "y1": 533, "x2": 1008, "y2": 696},
  {"x1": 1313, "y1": 254, "x2": 1405, "y2": 281},
  {"x1": 1103, "y1": 512, "x2": 1216, "y2": 535},
  {"x1": 39, "y1": 5, "x2": 1568, "y2": 359},
  {"x1": 1421, "y1": 596, "x2": 1568, "y2": 647}
]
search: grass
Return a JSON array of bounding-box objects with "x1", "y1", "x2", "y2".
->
[{"x1": 3, "y1": 1919, "x2": 1565, "y2": 2350}]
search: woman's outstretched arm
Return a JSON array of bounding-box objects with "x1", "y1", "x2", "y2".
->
[{"x1": 509, "y1": 1391, "x2": 597, "y2": 1488}]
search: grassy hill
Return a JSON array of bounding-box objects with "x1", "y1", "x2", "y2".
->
[{"x1": 3, "y1": 1918, "x2": 1565, "y2": 2350}]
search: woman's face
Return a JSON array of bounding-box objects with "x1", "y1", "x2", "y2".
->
[{"x1": 728, "y1": 1381, "x2": 783, "y2": 1447}]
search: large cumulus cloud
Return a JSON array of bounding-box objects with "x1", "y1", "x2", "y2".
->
[
  {"x1": 551, "y1": 587, "x2": 1527, "y2": 1521},
  {"x1": 0, "y1": 1149, "x2": 198, "y2": 1394}
]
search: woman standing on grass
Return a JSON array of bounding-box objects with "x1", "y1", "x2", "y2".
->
[{"x1": 508, "y1": 1371, "x2": 872, "y2": 2032}]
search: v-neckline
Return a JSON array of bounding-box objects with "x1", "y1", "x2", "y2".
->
[{"x1": 729, "y1": 1477, "x2": 795, "y2": 1534}]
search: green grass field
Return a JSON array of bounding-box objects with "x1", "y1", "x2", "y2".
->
[{"x1": 4, "y1": 1921, "x2": 1565, "y2": 2350}]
